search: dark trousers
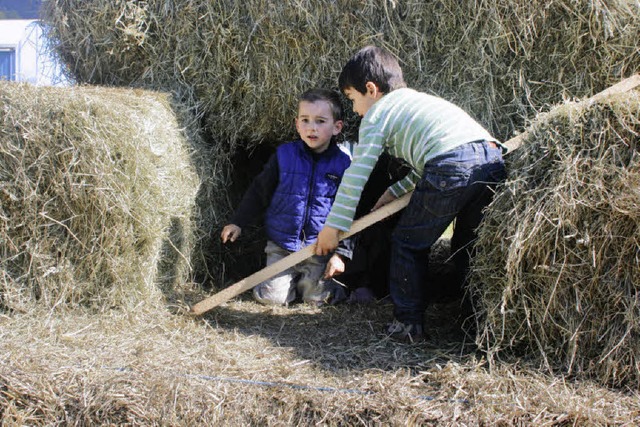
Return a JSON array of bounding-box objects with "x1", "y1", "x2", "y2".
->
[{"x1": 390, "y1": 140, "x2": 506, "y2": 324}]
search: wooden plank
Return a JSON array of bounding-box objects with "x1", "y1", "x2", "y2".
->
[
  {"x1": 503, "y1": 74, "x2": 640, "y2": 154},
  {"x1": 190, "y1": 192, "x2": 413, "y2": 315}
]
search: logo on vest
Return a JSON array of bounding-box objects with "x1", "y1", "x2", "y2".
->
[{"x1": 325, "y1": 173, "x2": 340, "y2": 182}]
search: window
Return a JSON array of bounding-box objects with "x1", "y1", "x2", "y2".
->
[{"x1": 0, "y1": 48, "x2": 16, "y2": 80}]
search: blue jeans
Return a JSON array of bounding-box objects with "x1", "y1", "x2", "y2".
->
[{"x1": 389, "y1": 140, "x2": 506, "y2": 324}]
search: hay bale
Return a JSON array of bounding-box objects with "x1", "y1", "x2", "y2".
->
[
  {"x1": 471, "y1": 89, "x2": 640, "y2": 387},
  {"x1": 41, "y1": 0, "x2": 640, "y2": 147},
  {"x1": 0, "y1": 81, "x2": 201, "y2": 312}
]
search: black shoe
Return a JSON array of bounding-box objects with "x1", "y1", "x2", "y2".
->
[{"x1": 386, "y1": 319, "x2": 426, "y2": 343}]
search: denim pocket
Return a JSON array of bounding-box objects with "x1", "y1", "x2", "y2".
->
[{"x1": 416, "y1": 165, "x2": 470, "y2": 218}]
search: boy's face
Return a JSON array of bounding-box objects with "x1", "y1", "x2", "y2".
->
[
  {"x1": 295, "y1": 100, "x2": 343, "y2": 153},
  {"x1": 343, "y1": 83, "x2": 383, "y2": 117}
]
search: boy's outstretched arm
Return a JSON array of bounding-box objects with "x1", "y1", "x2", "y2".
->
[
  {"x1": 316, "y1": 225, "x2": 340, "y2": 256},
  {"x1": 220, "y1": 152, "x2": 279, "y2": 244}
]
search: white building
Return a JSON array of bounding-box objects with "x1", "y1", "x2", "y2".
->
[{"x1": 0, "y1": 19, "x2": 69, "y2": 86}]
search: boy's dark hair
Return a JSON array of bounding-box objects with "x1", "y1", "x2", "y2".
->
[
  {"x1": 299, "y1": 88, "x2": 344, "y2": 121},
  {"x1": 338, "y1": 45, "x2": 407, "y2": 94}
]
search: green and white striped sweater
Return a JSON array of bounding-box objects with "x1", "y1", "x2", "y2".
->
[{"x1": 325, "y1": 88, "x2": 499, "y2": 231}]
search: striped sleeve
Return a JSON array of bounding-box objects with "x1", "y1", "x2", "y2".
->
[
  {"x1": 325, "y1": 125, "x2": 385, "y2": 231},
  {"x1": 389, "y1": 169, "x2": 420, "y2": 197}
]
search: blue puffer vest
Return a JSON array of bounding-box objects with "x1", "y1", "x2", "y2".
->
[{"x1": 265, "y1": 140, "x2": 351, "y2": 252}]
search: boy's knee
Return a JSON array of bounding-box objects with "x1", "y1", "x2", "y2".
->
[{"x1": 253, "y1": 282, "x2": 294, "y2": 306}]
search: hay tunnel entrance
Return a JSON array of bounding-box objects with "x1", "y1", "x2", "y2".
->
[{"x1": 213, "y1": 143, "x2": 277, "y2": 288}]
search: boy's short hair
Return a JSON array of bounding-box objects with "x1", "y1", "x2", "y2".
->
[
  {"x1": 338, "y1": 45, "x2": 407, "y2": 94},
  {"x1": 299, "y1": 88, "x2": 344, "y2": 121}
]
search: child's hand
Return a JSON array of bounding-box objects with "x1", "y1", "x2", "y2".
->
[
  {"x1": 221, "y1": 224, "x2": 242, "y2": 243},
  {"x1": 372, "y1": 189, "x2": 397, "y2": 211},
  {"x1": 323, "y1": 254, "x2": 345, "y2": 279},
  {"x1": 316, "y1": 226, "x2": 340, "y2": 255}
]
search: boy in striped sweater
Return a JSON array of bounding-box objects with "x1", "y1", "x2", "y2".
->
[{"x1": 316, "y1": 46, "x2": 507, "y2": 342}]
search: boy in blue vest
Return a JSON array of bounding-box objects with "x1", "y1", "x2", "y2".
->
[
  {"x1": 221, "y1": 88, "x2": 353, "y2": 306},
  {"x1": 316, "y1": 46, "x2": 507, "y2": 342}
]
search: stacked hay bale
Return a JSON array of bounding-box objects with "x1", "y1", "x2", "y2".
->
[
  {"x1": 471, "y1": 89, "x2": 640, "y2": 388},
  {"x1": 41, "y1": 0, "x2": 639, "y2": 146},
  {"x1": 0, "y1": 82, "x2": 200, "y2": 312}
]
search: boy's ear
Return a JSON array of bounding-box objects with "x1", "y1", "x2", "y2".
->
[
  {"x1": 333, "y1": 120, "x2": 344, "y2": 135},
  {"x1": 365, "y1": 81, "x2": 382, "y2": 98}
]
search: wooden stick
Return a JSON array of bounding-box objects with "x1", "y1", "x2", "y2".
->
[
  {"x1": 191, "y1": 74, "x2": 640, "y2": 315},
  {"x1": 503, "y1": 74, "x2": 640, "y2": 153},
  {"x1": 190, "y1": 192, "x2": 413, "y2": 315}
]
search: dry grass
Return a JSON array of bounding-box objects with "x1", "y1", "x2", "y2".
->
[
  {"x1": 1, "y1": 301, "x2": 639, "y2": 425},
  {"x1": 38, "y1": 0, "x2": 639, "y2": 285},
  {"x1": 472, "y1": 89, "x2": 640, "y2": 388}
]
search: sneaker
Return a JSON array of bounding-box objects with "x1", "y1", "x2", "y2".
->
[
  {"x1": 346, "y1": 287, "x2": 376, "y2": 304},
  {"x1": 328, "y1": 281, "x2": 348, "y2": 305},
  {"x1": 386, "y1": 319, "x2": 426, "y2": 343}
]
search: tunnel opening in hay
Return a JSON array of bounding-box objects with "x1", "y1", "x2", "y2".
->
[
  {"x1": 0, "y1": 82, "x2": 208, "y2": 312},
  {"x1": 471, "y1": 89, "x2": 640, "y2": 388}
]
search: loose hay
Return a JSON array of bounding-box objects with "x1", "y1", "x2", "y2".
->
[
  {"x1": 0, "y1": 82, "x2": 201, "y2": 312},
  {"x1": 471, "y1": 89, "x2": 640, "y2": 388},
  {"x1": 1, "y1": 304, "x2": 639, "y2": 425}
]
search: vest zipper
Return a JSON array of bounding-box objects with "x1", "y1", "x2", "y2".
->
[{"x1": 300, "y1": 156, "x2": 317, "y2": 245}]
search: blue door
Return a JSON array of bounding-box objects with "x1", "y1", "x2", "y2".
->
[{"x1": 0, "y1": 49, "x2": 16, "y2": 80}]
